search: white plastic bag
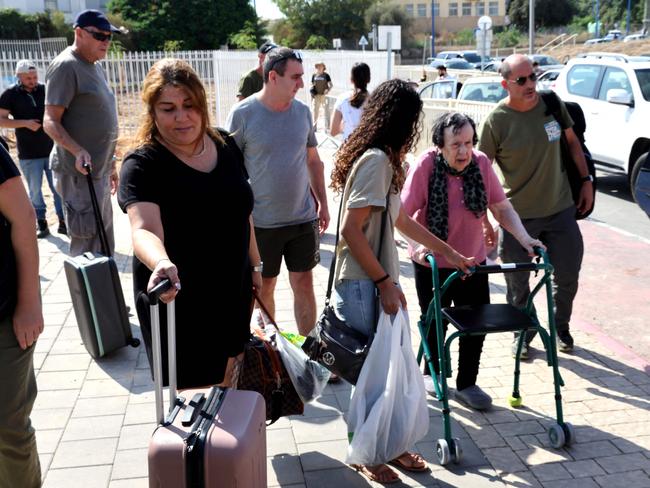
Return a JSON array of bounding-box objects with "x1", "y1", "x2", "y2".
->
[
  {"x1": 273, "y1": 329, "x2": 331, "y2": 403},
  {"x1": 346, "y1": 308, "x2": 429, "y2": 466}
]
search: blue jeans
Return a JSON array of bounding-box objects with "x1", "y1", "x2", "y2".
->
[
  {"x1": 19, "y1": 157, "x2": 63, "y2": 221},
  {"x1": 331, "y1": 279, "x2": 379, "y2": 338}
]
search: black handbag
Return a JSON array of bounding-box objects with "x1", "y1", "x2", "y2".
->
[{"x1": 302, "y1": 194, "x2": 389, "y2": 385}]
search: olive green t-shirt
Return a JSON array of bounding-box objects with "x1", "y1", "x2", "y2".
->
[
  {"x1": 334, "y1": 148, "x2": 401, "y2": 284},
  {"x1": 237, "y1": 69, "x2": 263, "y2": 100},
  {"x1": 477, "y1": 97, "x2": 575, "y2": 219}
]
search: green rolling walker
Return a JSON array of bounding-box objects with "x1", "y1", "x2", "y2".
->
[{"x1": 416, "y1": 248, "x2": 575, "y2": 465}]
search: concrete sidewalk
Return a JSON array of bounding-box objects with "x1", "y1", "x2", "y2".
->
[{"x1": 33, "y1": 139, "x2": 650, "y2": 488}]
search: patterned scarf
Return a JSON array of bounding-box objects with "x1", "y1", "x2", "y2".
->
[{"x1": 426, "y1": 152, "x2": 488, "y2": 241}]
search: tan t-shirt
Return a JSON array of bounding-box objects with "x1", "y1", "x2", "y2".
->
[
  {"x1": 334, "y1": 148, "x2": 401, "y2": 283},
  {"x1": 477, "y1": 97, "x2": 574, "y2": 219}
]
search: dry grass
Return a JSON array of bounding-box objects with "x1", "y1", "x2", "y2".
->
[{"x1": 541, "y1": 39, "x2": 650, "y2": 62}]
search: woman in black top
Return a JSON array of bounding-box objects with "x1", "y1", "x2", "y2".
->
[{"x1": 118, "y1": 59, "x2": 262, "y2": 389}]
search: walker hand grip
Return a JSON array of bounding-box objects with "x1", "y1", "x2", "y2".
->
[
  {"x1": 149, "y1": 279, "x2": 172, "y2": 304},
  {"x1": 470, "y1": 263, "x2": 540, "y2": 274}
]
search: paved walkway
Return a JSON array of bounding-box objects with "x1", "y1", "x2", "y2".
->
[{"x1": 32, "y1": 138, "x2": 650, "y2": 487}]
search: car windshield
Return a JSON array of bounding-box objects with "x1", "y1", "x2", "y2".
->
[
  {"x1": 459, "y1": 82, "x2": 507, "y2": 102},
  {"x1": 635, "y1": 68, "x2": 650, "y2": 101},
  {"x1": 463, "y1": 52, "x2": 481, "y2": 63},
  {"x1": 538, "y1": 56, "x2": 561, "y2": 65}
]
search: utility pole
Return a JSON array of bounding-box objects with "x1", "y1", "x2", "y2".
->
[
  {"x1": 431, "y1": 1, "x2": 436, "y2": 58},
  {"x1": 595, "y1": 0, "x2": 600, "y2": 38},
  {"x1": 644, "y1": 0, "x2": 650, "y2": 35},
  {"x1": 529, "y1": 0, "x2": 535, "y2": 55},
  {"x1": 627, "y1": 0, "x2": 632, "y2": 35}
]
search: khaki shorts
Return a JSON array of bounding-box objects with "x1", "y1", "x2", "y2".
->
[{"x1": 254, "y1": 219, "x2": 320, "y2": 278}]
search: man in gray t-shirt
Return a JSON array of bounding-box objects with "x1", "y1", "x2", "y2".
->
[
  {"x1": 44, "y1": 9, "x2": 121, "y2": 256},
  {"x1": 227, "y1": 47, "x2": 330, "y2": 336}
]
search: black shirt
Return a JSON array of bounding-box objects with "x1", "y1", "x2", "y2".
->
[
  {"x1": 0, "y1": 144, "x2": 19, "y2": 321},
  {"x1": 0, "y1": 83, "x2": 53, "y2": 159},
  {"x1": 118, "y1": 133, "x2": 254, "y2": 389}
]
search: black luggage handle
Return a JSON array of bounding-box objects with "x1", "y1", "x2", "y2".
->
[{"x1": 82, "y1": 163, "x2": 112, "y2": 257}]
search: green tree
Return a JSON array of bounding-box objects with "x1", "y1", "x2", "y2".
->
[
  {"x1": 494, "y1": 27, "x2": 523, "y2": 48},
  {"x1": 273, "y1": 0, "x2": 376, "y2": 47},
  {"x1": 305, "y1": 34, "x2": 329, "y2": 49},
  {"x1": 108, "y1": 0, "x2": 257, "y2": 50},
  {"x1": 229, "y1": 18, "x2": 269, "y2": 49},
  {"x1": 365, "y1": 1, "x2": 412, "y2": 41},
  {"x1": 508, "y1": 0, "x2": 577, "y2": 29},
  {"x1": 0, "y1": 8, "x2": 71, "y2": 39},
  {"x1": 573, "y1": 0, "x2": 645, "y2": 32}
]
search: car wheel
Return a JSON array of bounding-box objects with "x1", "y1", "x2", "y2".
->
[{"x1": 631, "y1": 151, "x2": 649, "y2": 203}]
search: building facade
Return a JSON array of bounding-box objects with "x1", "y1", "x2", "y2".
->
[{"x1": 395, "y1": 0, "x2": 509, "y2": 34}]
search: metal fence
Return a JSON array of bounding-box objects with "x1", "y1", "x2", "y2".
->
[
  {"x1": 0, "y1": 37, "x2": 68, "y2": 57},
  {"x1": 0, "y1": 48, "x2": 393, "y2": 138}
]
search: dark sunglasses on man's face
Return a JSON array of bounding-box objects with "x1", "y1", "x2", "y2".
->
[
  {"x1": 268, "y1": 50, "x2": 303, "y2": 73},
  {"x1": 83, "y1": 28, "x2": 112, "y2": 42},
  {"x1": 508, "y1": 72, "x2": 537, "y2": 86}
]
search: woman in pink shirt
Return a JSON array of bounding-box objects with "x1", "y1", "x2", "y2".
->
[{"x1": 401, "y1": 112, "x2": 543, "y2": 411}]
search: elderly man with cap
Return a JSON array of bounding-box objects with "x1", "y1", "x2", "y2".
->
[
  {"x1": 0, "y1": 60, "x2": 65, "y2": 238},
  {"x1": 43, "y1": 9, "x2": 121, "y2": 256},
  {"x1": 310, "y1": 61, "x2": 332, "y2": 132},
  {"x1": 237, "y1": 41, "x2": 277, "y2": 101}
]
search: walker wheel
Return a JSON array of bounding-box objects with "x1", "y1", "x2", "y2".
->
[
  {"x1": 508, "y1": 395, "x2": 523, "y2": 408},
  {"x1": 436, "y1": 438, "x2": 451, "y2": 465},
  {"x1": 451, "y1": 437, "x2": 463, "y2": 464},
  {"x1": 562, "y1": 422, "x2": 576, "y2": 446},
  {"x1": 548, "y1": 424, "x2": 566, "y2": 448}
]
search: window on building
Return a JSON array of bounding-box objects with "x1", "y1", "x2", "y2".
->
[
  {"x1": 462, "y1": 2, "x2": 471, "y2": 15},
  {"x1": 449, "y1": 2, "x2": 458, "y2": 16},
  {"x1": 488, "y1": 1, "x2": 499, "y2": 15},
  {"x1": 417, "y1": 3, "x2": 427, "y2": 17},
  {"x1": 433, "y1": 2, "x2": 440, "y2": 16},
  {"x1": 476, "y1": 2, "x2": 485, "y2": 16},
  {"x1": 405, "y1": 4, "x2": 414, "y2": 17}
]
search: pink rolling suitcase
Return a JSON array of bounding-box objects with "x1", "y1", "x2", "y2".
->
[{"x1": 147, "y1": 280, "x2": 267, "y2": 487}]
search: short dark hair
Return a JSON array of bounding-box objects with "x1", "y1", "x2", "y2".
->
[
  {"x1": 431, "y1": 112, "x2": 478, "y2": 148},
  {"x1": 438, "y1": 65, "x2": 447, "y2": 71},
  {"x1": 263, "y1": 47, "x2": 302, "y2": 82}
]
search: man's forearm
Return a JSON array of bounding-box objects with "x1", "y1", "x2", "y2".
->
[
  {"x1": 306, "y1": 156, "x2": 328, "y2": 208},
  {"x1": 44, "y1": 119, "x2": 83, "y2": 157}
]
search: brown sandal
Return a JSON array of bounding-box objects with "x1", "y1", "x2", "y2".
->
[
  {"x1": 388, "y1": 452, "x2": 428, "y2": 472},
  {"x1": 351, "y1": 463, "x2": 400, "y2": 484}
]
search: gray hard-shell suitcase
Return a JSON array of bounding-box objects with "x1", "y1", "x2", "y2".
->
[
  {"x1": 63, "y1": 167, "x2": 139, "y2": 358},
  {"x1": 147, "y1": 280, "x2": 267, "y2": 488}
]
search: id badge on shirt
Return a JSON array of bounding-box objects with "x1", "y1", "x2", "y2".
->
[{"x1": 544, "y1": 120, "x2": 562, "y2": 142}]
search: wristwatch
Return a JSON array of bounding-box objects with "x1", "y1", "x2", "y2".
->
[
  {"x1": 252, "y1": 262, "x2": 263, "y2": 273},
  {"x1": 581, "y1": 175, "x2": 594, "y2": 183}
]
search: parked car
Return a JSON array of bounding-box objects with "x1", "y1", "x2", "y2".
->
[
  {"x1": 536, "y1": 68, "x2": 563, "y2": 91},
  {"x1": 429, "y1": 58, "x2": 475, "y2": 70},
  {"x1": 528, "y1": 54, "x2": 565, "y2": 72},
  {"x1": 553, "y1": 52, "x2": 650, "y2": 195},
  {"x1": 603, "y1": 29, "x2": 623, "y2": 41},
  {"x1": 434, "y1": 50, "x2": 487, "y2": 69},
  {"x1": 457, "y1": 76, "x2": 507, "y2": 103},
  {"x1": 418, "y1": 78, "x2": 462, "y2": 100},
  {"x1": 584, "y1": 38, "x2": 609, "y2": 45},
  {"x1": 624, "y1": 33, "x2": 649, "y2": 43}
]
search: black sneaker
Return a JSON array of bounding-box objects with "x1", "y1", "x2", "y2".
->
[
  {"x1": 57, "y1": 218, "x2": 68, "y2": 236},
  {"x1": 36, "y1": 219, "x2": 50, "y2": 238},
  {"x1": 557, "y1": 331, "x2": 574, "y2": 352}
]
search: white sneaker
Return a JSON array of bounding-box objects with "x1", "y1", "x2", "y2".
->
[{"x1": 423, "y1": 374, "x2": 435, "y2": 395}]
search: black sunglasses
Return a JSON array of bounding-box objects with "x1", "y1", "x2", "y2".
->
[
  {"x1": 267, "y1": 50, "x2": 303, "y2": 72},
  {"x1": 82, "y1": 28, "x2": 112, "y2": 42},
  {"x1": 508, "y1": 72, "x2": 538, "y2": 86}
]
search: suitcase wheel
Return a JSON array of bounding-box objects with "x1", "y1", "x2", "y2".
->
[{"x1": 129, "y1": 338, "x2": 141, "y2": 348}]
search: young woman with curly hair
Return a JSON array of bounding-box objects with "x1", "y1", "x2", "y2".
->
[{"x1": 330, "y1": 79, "x2": 476, "y2": 484}]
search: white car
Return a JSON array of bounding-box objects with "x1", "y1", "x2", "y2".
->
[
  {"x1": 536, "y1": 68, "x2": 563, "y2": 91},
  {"x1": 624, "y1": 33, "x2": 648, "y2": 43},
  {"x1": 457, "y1": 76, "x2": 507, "y2": 103},
  {"x1": 553, "y1": 52, "x2": 650, "y2": 193}
]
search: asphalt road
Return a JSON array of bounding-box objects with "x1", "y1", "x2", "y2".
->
[{"x1": 589, "y1": 170, "x2": 650, "y2": 241}]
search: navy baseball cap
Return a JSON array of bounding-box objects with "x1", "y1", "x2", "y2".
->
[
  {"x1": 73, "y1": 9, "x2": 121, "y2": 33},
  {"x1": 258, "y1": 41, "x2": 277, "y2": 54}
]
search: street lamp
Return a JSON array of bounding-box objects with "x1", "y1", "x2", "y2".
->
[
  {"x1": 529, "y1": 0, "x2": 535, "y2": 55},
  {"x1": 431, "y1": 1, "x2": 435, "y2": 58}
]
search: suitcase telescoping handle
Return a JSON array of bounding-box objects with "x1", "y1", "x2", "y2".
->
[
  {"x1": 81, "y1": 163, "x2": 111, "y2": 258},
  {"x1": 148, "y1": 279, "x2": 181, "y2": 425}
]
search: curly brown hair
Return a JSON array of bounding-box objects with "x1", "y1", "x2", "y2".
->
[{"x1": 330, "y1": 79, "x2": 422, "y2": 194}]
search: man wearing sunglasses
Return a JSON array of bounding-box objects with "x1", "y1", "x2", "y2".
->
[
  {"x1": 227, "y1": 47, "x2": 330, "y2": 338},
  {"x1": 44, "y1": 9, "x2": 122, "y2": 256},
  {"x1": 478, "y1": 54, "x2": 593, "y2": 357}
]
